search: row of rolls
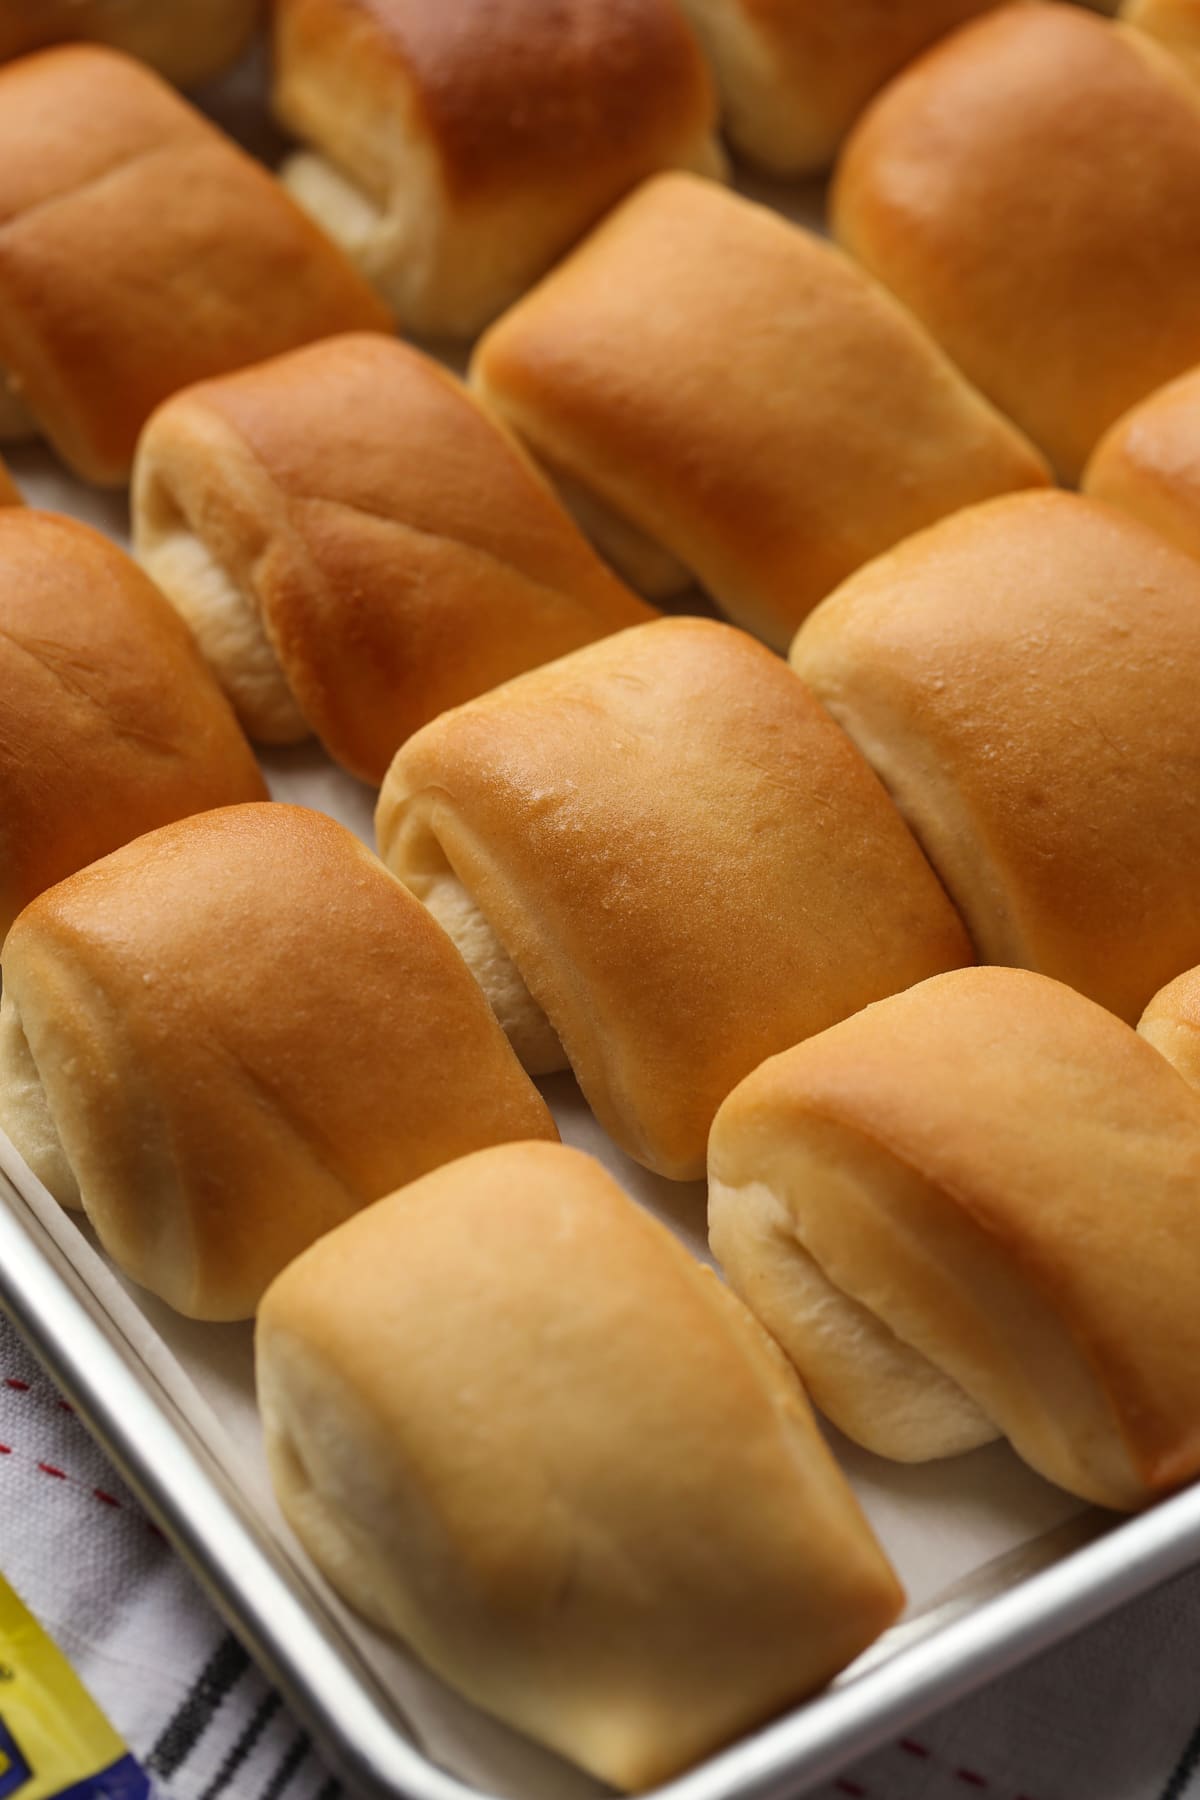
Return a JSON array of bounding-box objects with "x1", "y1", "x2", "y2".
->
[{"x1": 4, "y1": 0, "x2": 1200, "y2": 1789}]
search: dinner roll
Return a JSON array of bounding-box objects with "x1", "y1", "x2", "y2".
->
[
  {"x1": 674, "y1": 0, "x2": 1003, "y2": 175},
  {"x1": 1082, "y1": 365, "x2": 1200, "y2": 564},
  {"x1": 271, "y1": 0, "x2": 724, "y2": 340},
  {"x1": 790, "y1": 491, "x2": 1200, "y2": 1024},
  {"x1": 0, "y1": 45, "x2": 389, "y2": 484},
  {"x1": 132, "y1": 335, "x2": 654, "y2": 782},
  {"x1": 257, "y1": 1141, "x2": 903, "y2": 1788},
  {"x1": 377, "y1": 617, "x2": 972, "y2": 1179},
  {"x1": 0, "y1": 510, "x2": 265, "y2": 942},
  {"x1": 833, "y1": 3, "x2": 1200, "y2": 480},
  {"x1": 1123, "y1": 0, "x2": 1200, "y2": 88},
  {"x1": 0, "y1": 1, "x2": 260, "y2": 87},
  {"x1": 0, "y1": 459, "x2": 20, "y2": 505},
  {"x1": 709, "y1": 967, "x2": 1200, "y2": 1510},
  {"x1": 1139, "y1": 966, "x2": 1200, "y2": 1087},
  {"x1": 0, "y1": 806, "x2": 555, "y2": 1321},
  {"x1": 472, "y1": 174, "x2": 1048, "y2": 649}
]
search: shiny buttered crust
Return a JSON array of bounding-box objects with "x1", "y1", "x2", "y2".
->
[
  {"x1": 257, "y1": 1141, "x2": 903, "y2": 1788},
  {"x1": 1140, "y1": 965, "x2": 1200, "y2": 1088},
  {"x1": 709, "y1": 967, "x2": 1200, "y2": 1510},
  {"x1": 377, "y1": 617, "x2": 972, "y2": 1180},
  {"x1": 791, "y1": 491, "x2": 1200, "y2": 1024},
  {"x1": 271, "y1": 0, "x2": 724, "y2": 339},
  {"x1": 0, "y1": 0, "x2": 260, "y2": 87},
  {"x1": 833, "y1": 4, "x2": 1200, "y2": 480},
  {"x1": 1124, "y1": 0, "x2": 1200, "y2": 87},
  {"x1": 0, "y1": 510, "x2": 265, "y2": 940},
  {"x1": 0, "y1": 45, "x2": 389, "y2": 484},
  {"x1": 674, "y1": 0, "x2": 1003, "y2": 175},
  {"x1": 1083, "y1": 365, "x2": 1200, "y2": 565},
  {"x1": 472, "y1": 174, "x2": 1048, "y2": 649},
  {"x1": 0, "y1": 805, "x2": 556, "y2": 1320},
  {"x1": 132, "y1": 334, "x2": 654, "y2": 782}
]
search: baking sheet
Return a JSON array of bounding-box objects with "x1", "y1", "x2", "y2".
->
[{"x1": 0, "y1": 30, "x2": 1184, "y2": 1799}]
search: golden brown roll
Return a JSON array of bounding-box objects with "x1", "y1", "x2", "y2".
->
[
  {"x1": 832, "y1": 4, "x2": 1200, "y2": 481},
  {"x1": 0, "y1": 44, "x2": 390, "y2": 485},
  {"x1": 0, "y1": 805, "x2": 556, "y2": 1321},
  {"x1": 1123, "y1": 0, "x2": 1200, "y2": 87},
  {"x1": 271, "y1": 0, "x2": 724, "y2": 340},
  {"x1": 1138, "y1": 965, "x2": 1200, "y2": 1087},
  {"x1": 0, "y1": 510, "x2": 266, "y2": 942},
  {"x1": 674, "y1": 0, "x2": 1003, "y2": 175},
  {"x1": 377, "y1": 617, "x2": 972, "y2": 1180},
  {"x1": 709, "y1": 966, "x2": 1200, "y2": 1510},
  {"x1": 790, "y1": 491, "x2": 1200, "y2": 1024},
  {"x1": 0, "y1": 0, "x2": 260, "y2": 87},
  {"x1": 132, "y1": 334, "x2": 655, "y2": 783},
  {"x1": 257, "y1": 1140, "x2": 903, "y2": 1788},
  {"x1": 1082, "y1": 365, "x2": 1200, "y2": 564},
  {"x1": 472, "y1": 174, "x2": 1049, "y2": 650},
  {"x1": 0, "y1": 457, "x2": 20, "y2": 505}
]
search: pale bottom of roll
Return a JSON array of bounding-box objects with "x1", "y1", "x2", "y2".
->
[
  {"x1": 709, "y1": 1176, "x2": 999, "y2": 1460},
  {"x1": 135, "y1": 471, "x2": 309, "y2": 744},
  {"x1": 0, "y1": 991, "x2": 81, "y2": 1210}
]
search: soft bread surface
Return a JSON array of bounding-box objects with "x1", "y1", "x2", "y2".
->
[
  {"x1": 790, "y1": 491, "x2": 1200, "y2": 1023},
  {"x1": 257, "y1": 1141, "x2": 903, "y2": 1788},
  {"x1": 0, "y1": 805, "x2": 555, "y2": 1320},
  {"x1": 1139, "y1": 965, "x2": 1200, "y2": 1088},
  {"x1": 709, "y1": 967, "x2": 1200, "y2": 1509},
  {"x1": 0, "y1": 0, "x2": 260, "y2": 86},
  {"x1": 271, "y1": 0, "x2": 723, "y2": 339},
  {"x1": 1124, "y1": 0, "x2": 1200, "y2": 87},
  {"x1": 472, "y1": 174, "x2": 1048, "y2": 649},
  {"x1": 833, "y1": 4, "x2": 1200, "y2": 480},
  {"x1": 1083, "y1": 366, "x2": 1200, "y2": 564},
  {"x1": 0, "y1": 45, "x2": 389, "y2": 483},
  {"x1": 674, "y1": 0, "x2": 1003, "y2": 174},
  {"x1": 0, "y1": 510, "x2": 265, "y2": 940},
  {"x1": 377, "y1": 617, "x2": 972, "y2": 1179},
  {"x1": 133, "y1": 334, "x2": 654, "y2": 782}
]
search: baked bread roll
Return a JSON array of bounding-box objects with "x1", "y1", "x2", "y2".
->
[
  {"x1": 0, "y1": 510, "x2": 265, "y2": 942},
  {"x1": 0, "y1": 1, "x2": 260, "y2": 88},
  {"x1": 1082, "y1": 366, "x2": 1200, "y2": 564},
  {"x1": 673, "y1": 0, "x2": 1002, "y2": 175},
  {"x1": 472, "y1": 174, "x2": 1048, "y2": 650},
  {"x1": 790, "y1": 491, "x2": 1200, "y2": 1024},
  {"x1": 1139, "y1": 966, "x2": 1200, "y2": 1087},
  {"x1": 1124, "y1": 0, "x2": 1200, "y2": 88},
  {"x1": 832, "y1": 4, "x2": 1200, "y2": 480},
  {"x1": 271, "y1": 0, "x2": 724, "y2": 341},
  {"x1": 376, "y1": 617, "x2": 972, "y2": 1179},
  {"x1": 132, "y1": 334, "x2": 654, "y2": 783},
  {"x1": 0, "y1": 458, "x2": 20, "y2": 505},
  {"x1": 708, "y1": 966, "x2": 1200, "y2": 1510},
  {"x1": 257, "y1": 1140, "x2": 903, "y2": 1788},
  {"x1": 0, "y1": 805, "x2": 556, "y2": 1321},
  {"x1": 0, "y1": 45, "x2": 390, "y2": 485}
]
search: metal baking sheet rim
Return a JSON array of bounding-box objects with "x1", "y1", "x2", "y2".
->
[{"x1": 1, "y1": 1155, "x2": 1196, "y2": 1800}]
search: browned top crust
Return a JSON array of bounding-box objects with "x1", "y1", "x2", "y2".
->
[{"x1": 0, "y1": 44, "x2": 390, "y2": 483}]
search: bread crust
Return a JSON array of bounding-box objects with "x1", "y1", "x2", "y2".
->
[
  {"x1": 1083, "y1": 365, "x2": 1200, "y2": 565},
  {"x1": 0, "y1": 45, "x2": 390, "y2": 483},
  {"x1": 833, "y1": 3, "x2": 1200, "y2": 479},
  {"x1": 473, "y1": 174, "x2": 1048, "y2": 649},
  {"x1": 0, "y1": 509, "x2": 265, "y2": 939},
  {"x1": 791, "y1": 491, "x2": 1200, "y2": 1023},
  {"x1": 0, "y1": 0, "x2": 260, "y2": 88},
  {"x1": 133, "y1": 334, "x2": 653, "y2": 783},
  {"x1": 257, "y1": 1140, "x2": 902, "y2": 1787},
  {"x1": 378, "y1": 617, "x2": 972, "y2": 1179},
  {"x1": 0, "y1": 805, "x2": 556, "y2": 1319}
]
